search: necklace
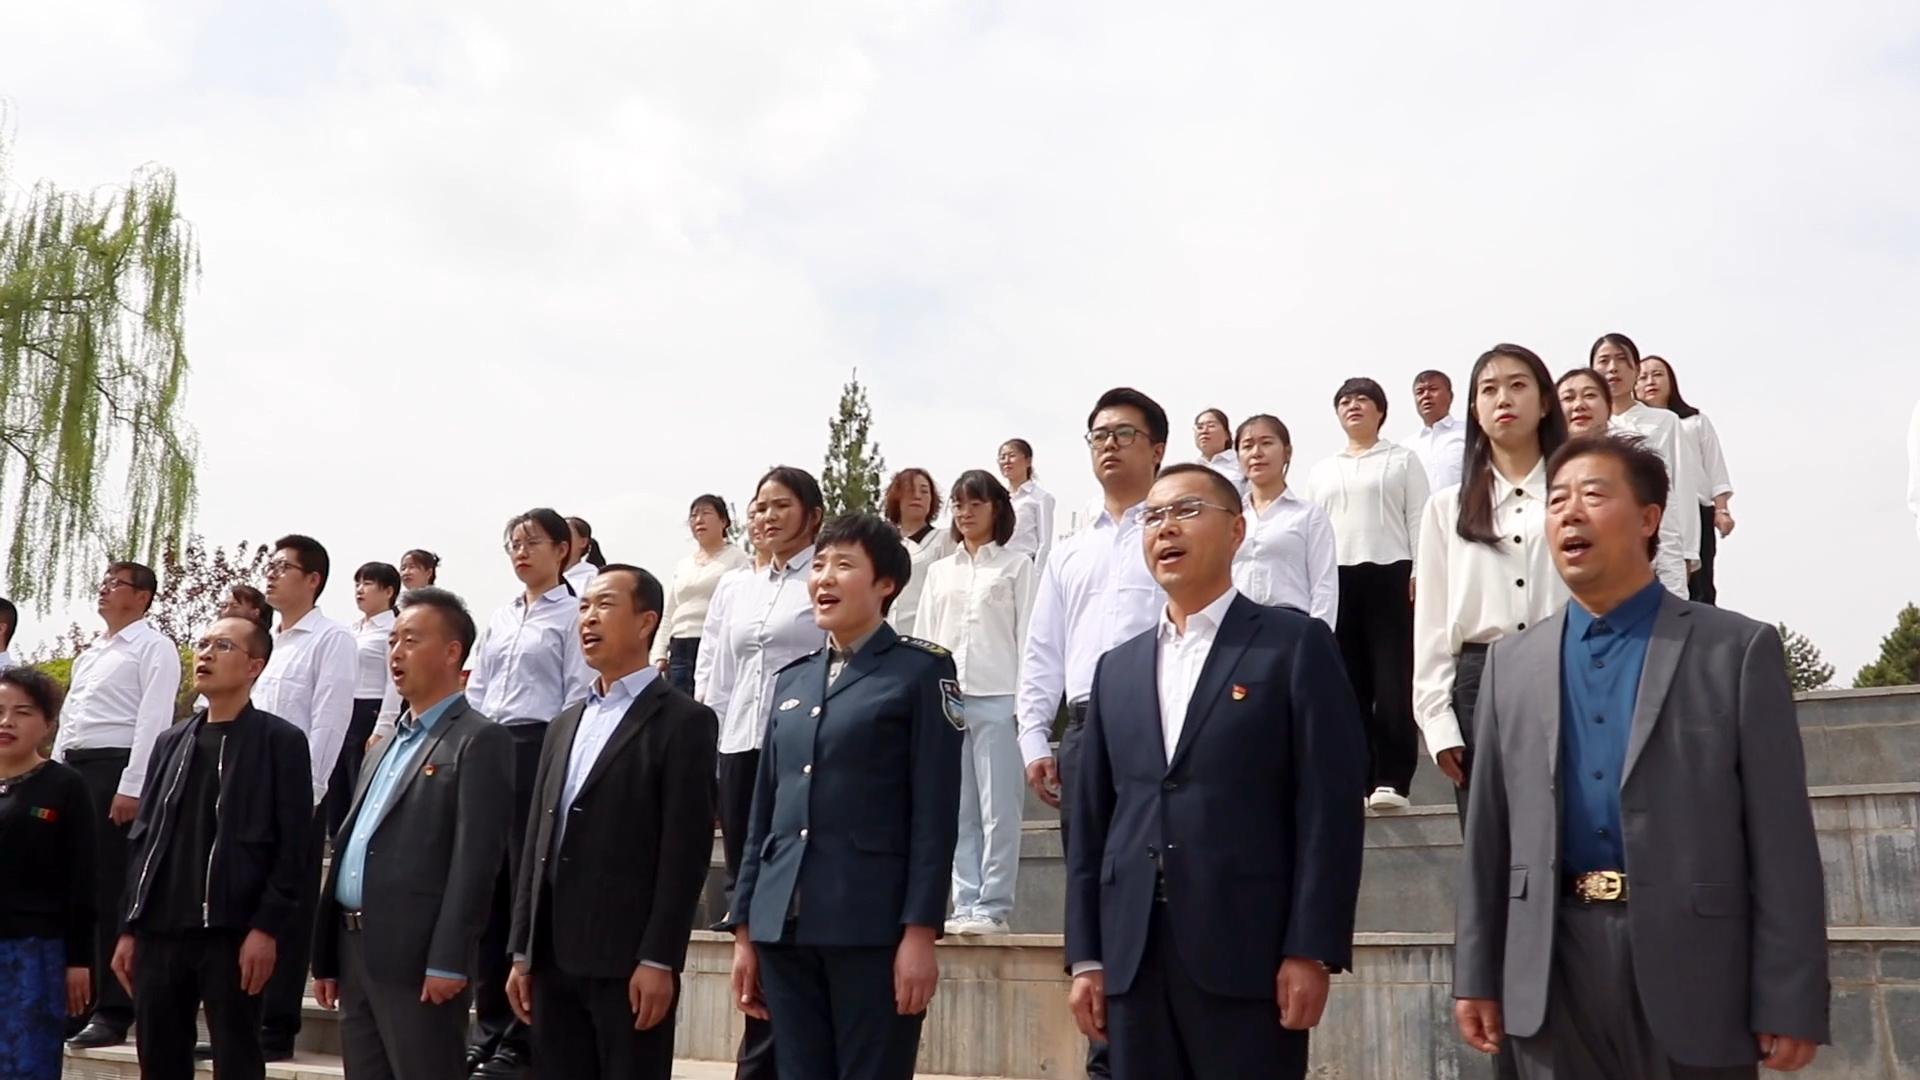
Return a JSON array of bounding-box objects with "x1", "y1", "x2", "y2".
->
[{"x1": 0, "y1": 759, "x2": 50, "y2": 796}]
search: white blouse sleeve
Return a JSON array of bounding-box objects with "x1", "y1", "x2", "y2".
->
[
  {"x1": 1696, "y1": 412, "x2": 1733, "y2": 499},
  {"x1": 1411, "y1": 493, "x2": 1462, "y2": 759},
  {"x1": 1305, "y1": 504, "x2": 1339, "y2": 630}
]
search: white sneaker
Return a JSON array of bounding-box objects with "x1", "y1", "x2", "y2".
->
[
  {"x1": 966, "y1": 917, "x2": 1011, "y2": 936},
  {"x1": 1367, "y1": 787, "x2": 1411, "y2": 810},
  {"x1": 944, "y1": 916, "x2": 972, "y2": 935}
]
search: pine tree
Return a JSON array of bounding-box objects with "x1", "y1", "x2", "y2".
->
[
  {"x1": 820, "y1": 370, "x2": 886, "y2": 518},
  {"x1": 1776, "y1": 623, "x2": 1833, "y2": 693},
  {"x1": 1854, "y1": 603, "x2": 1920, "y2": 689}
]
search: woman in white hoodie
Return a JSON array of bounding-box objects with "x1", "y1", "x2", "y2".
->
[{"x1": 1308, "y1": 377, "x2": 1429, "y2": 810}]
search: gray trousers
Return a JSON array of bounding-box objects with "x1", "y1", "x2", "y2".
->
[
  {"x1": 1512, "y1": 905, "x2": 1756, "y2": 1080},
  {"x1": 339, "y1": 926, "x2": 472, "y2": 1080},
  {"x1": 951, "y1": 693, "x2": 1025, "y2": 923}
]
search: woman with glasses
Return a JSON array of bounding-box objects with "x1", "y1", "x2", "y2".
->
[
  {"x1": 328, "y1": 563, "x2": 404, "y2": 837},
  {"x1": 1636, "y1": 355, "x2": 1735, "y2": 604},
  {"x1": 884, "y1": 468, "x2": 954, "y2": 637},
  {"x1": 1307, "y1": 377, "x2": 1429, "y2": 811},
  {"x1": 398, "y1": 549, "x2": 439, "y2": 590},
  {"x1": 651, "y1": 495, "x2": 749, "y2": 694},
  {"x1": 461, "y1": 507, "x2": 592, "y2": 1079},
  {"x1": 998, "y1": 439, "x2": 1057, "y2": 567},
  {"x1": 1231, "y1": 414, "x2": 1338, "y2": 629}
]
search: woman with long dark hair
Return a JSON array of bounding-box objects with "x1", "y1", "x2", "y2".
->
[
  {"x1": 1230, "y1": 414, "x2": 1338, "y2": 628},
  {"x1": 997, "y1": 439, "x2": 1057, "y2": 567},
  {"x1": 329, "y1": 562, "x2": 404, "y2": 836},
  {"x1": 1637, "y1": 355, "x2": 1735, "y2": 604},
  {"x1": 884, "y1": 468, "x2": 954, "y2": 637},
  {"x1": 562, "y1": 516, "x2": 606, "y2": 594},
  {"x1": 652, "y1": 495, "x2": 749, "y2": 694},
  {"x1": 1589, "y1": 333, "x2": 1695, "y2": 597}
]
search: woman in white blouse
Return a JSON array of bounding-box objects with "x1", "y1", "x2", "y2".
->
[
  {"x1": 1636, "y1": 355, "x2": 1736, "y2": 605},
  {"x1": 883, "y1": 468, "x2": 954, "y2": 637},
  {"x1": 1193, "y1": 408, "x2": 1248, "y2": 496},
  {"x1": 562, "y1": 515, "x2": 606, "y2": 595},
  {"x1": 1229, "y1": 414, "x2": 1338, "y2": 628},
  {"x1": 652, "y1": 494, "x2": 749, "y2": 693},
  {"x1": 998, "y1": 438, "x2": 1058, "y2": 567},
  {"x1": 1556, "y1": 368, "x2": 1613, "y2": 436},
  {"x1": 1415, "y1": 345, "x2": 1569, "y2": 821},
  {"x1": 1307, "y1": 377, "x2": 1429, "y2": 810},
  {"x1": 330, "y1": 561, "x2": 404, "y2": 835},
  {"x1": 398, "y1": 548, "x2": 439, "y2": 590},
  {"x1": 913, "y1": 470, "x2": 1034, "y2": 936}
]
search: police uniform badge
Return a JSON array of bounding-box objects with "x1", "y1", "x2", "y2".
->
[
  {"x1": 940, "y1": 679, "x2": 966, "y2": 731},
  {"x1": 899, "y1": 636, "x2": 951, "y2": 657}
]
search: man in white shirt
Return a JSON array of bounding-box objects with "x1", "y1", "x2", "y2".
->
[
  {"x1": 1409, "y1": 370, "x2": 1467, "y2": 494},
  {"x1": 254, "y1": 533, "x2": 359, "y2": 1061},
  {"x1": 1018, "y1": 386, "x2": 1171, "y2": 1079},
  {"x1": 61, "y1": 561, "x2": 183, "y2": 1050}
]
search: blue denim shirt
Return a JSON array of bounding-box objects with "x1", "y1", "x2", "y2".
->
[{"x1": 1559, "y1": 580, "x2": 1665, "y2": 874}]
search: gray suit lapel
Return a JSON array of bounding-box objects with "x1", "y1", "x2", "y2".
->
[
  {"x1": 368, "y1": 700, "x2": 463, "y2": 836},
  {"x1": 1517, "y1": 608, "x2": 1569, "y2": 780},
  {"x1": 1622, "y1": 594, "x2": 1693, "y2": 783}
]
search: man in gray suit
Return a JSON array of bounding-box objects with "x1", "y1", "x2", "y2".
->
[
  {"x1": 312, "y1": 587, "x2": 514, "y2": 1079},
  {"x1": 1454, "y1": 434, "x2": 1828, "y2": 1078}
]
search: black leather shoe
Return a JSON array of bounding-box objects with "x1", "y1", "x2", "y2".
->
[
  {"x1": 66, "y1": 1021, "x2": 128, "y2": 1049},
  {"x1": 260, "y1": 1041, "x2": 296, "y2": 1063},
  {"x1": 193, "y1": 1042, "x2": 214, "y2": 1061},
  {"x1": 472, "y1": 1046, "x2": 529, "y2": 1079},
  {"x1": 465, "y1": 1045, "x2": 490, "y2": 1074}
]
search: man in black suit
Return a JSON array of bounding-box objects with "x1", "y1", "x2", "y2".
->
[
  {"x1": 1064, "y1": 464, "x2": 1368, "y2": 1080},
  {"x1": 504, "y1": 564, "x2": 718, "y2": 1080},
  {"x1": 311, "y1": 587, "x2": 514, "y2": 1080}
]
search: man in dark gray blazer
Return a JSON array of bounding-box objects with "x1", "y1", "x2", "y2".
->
[
  {"x1": 312, "y1": 588, "x2": 514, "y2": 1080},
  {"x1": 1455, "y1": 435, "x2": 1828, "y2": 1078}
]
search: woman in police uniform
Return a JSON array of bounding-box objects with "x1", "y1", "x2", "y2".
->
[{"x1": 727, "y1": 513, "x2": 964, "y2": 1080}]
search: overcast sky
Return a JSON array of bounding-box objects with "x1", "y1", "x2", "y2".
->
[{"x1": 3, "y1": 1, "x2": 1918, "y2": 676}]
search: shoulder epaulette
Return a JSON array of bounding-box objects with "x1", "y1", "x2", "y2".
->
[
  {"x1": 897, "y1": 636, "x2": 950, "y2": 657},
  {"x1": 775, "y1": 648, "x2": 825, "y2": 675}
]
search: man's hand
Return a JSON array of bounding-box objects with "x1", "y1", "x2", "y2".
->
[
  {"x1": 1277, "y1": 957, "x2": 1329, "y2": 1030},
  {"x1": 314, "y1": 979, "x2": 339, "y2": 1011},
  {"x1": 894, "y1": 926, "x2": 938, "y2": 1016},
  {"x1": 655, "y1": 658, "x2": 670, "y2": 675},
  {"x1": 1455, "y1": 998, "x2": 1504, "y2": 1054},
  {"x1": 1026, "y1": 757, "x2": 1061, "y2": 809},
  {"x1": 731, "y1": 934, "x2": 768, "y2": 1020},
  {"x1": 420, "y1": 975, "x2": 467, "y2": 1005},
  {"x1": 110, "y1": 934, "x2": 137, "y2": 996},
  {"x1": 1757, "y1": 1033, "x2": 1817, "y2": 1072},
  {"x1": 1408, "y1": 577, "x2": 1417, "y2": 604},
  {"x1": 65, "y1": 966, "x2": 92, "y2": 1016},
  {"x1": 1068, "y1": 971, "x2": 1107, "y2": 1039},
  {"x1": 506, "y1": 963, "x2": 534, "y2": 1024},
  {"x1": 1435, "y1": 748, "x2": 1467, "y2": 788},
  {"x1": 237, "y1": 929, "x2": 277, "y2": 995},
  {"x1": 630, "y1": 964, "x2": 676, "y2": 1031},
  {"x1": 108, "y1": 795, "x2": 139, "y2": 826}
]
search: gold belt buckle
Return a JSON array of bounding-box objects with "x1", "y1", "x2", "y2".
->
[{"x1": 1574, "y1": 870, "x2": 1627, "y2": 902}]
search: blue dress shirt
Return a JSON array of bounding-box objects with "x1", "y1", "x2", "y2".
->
[{"x1": 1559, "y1": 579, "x2": 1666, "y2": 875}]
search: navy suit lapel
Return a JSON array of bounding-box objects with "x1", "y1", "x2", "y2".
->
[{"x1": 1165, "y1": 597, "x2": 1259, "y2": 775}]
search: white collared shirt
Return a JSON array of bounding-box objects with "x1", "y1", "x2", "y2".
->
[
  {"x1": 1016, "y1": 501, "x2": 1166, "y2": 764},
  {"x1": 255, "y1": 607, "x2": 360, "y2": 806},
  {"x1": 557, "y1": 666, "x2": 660, "y2": 848},
  {"x1": 1007, "y1": 480, "x2": 1059, "y2": 568},
  {"x1": 1202, "y1": 450, "x2": 1250, "y2": 497},
  {"x1": 693, "y1": 565, "x2": 750, "y2": 711},
  {"x1": 1411, "y1": 463, "x2": 1567, "y2": 758},
  {"x1": 563, "y1": 560, "x2": 597, "y2": 596},
  {"x1": 1231, "y1": 487, "x2": 1339, "y2": 629},
  {"x1": 1155, "y1": 587, "x2": 1238, "y2": 762},
  {"x1": 1410, "y1": 415, "x2": 1467, "y2": 494},
  {"x1": 1612, "y1": 402, "x2": 1698, "y2": 564},
  {"x1": 349, "y1": 610, "x2": 403, "y2": 730},
  {"x1": 913, "y1": 541, "x2": 1036, "y2": 697},
  {"x1": 650, "y1": 546, "x2": 751, "y2": 664},
  {"x1": 52, "y1": 618, "x2": 182, "y2": 799},
  {"x1": 714, "y1": 546, "x2": 826, "y2": 755},
  {"x1": 1307, "y1": 439, "x2": 1430, "y2": 570},
  {"x1": 465, "y1": 583, "x2": 593, "y2": 725},
  {"x1": 1679, "y1": 411, "x2": 1733, "y2": 507},
  {"x1": 888, "y1": 526, "x2": 957, "y2": 638}
]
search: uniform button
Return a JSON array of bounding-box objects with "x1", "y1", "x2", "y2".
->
[
  {"x1": 1595, "y1": 827, "x2": 1608, "y2": 837},
  {"x1": 1593, "y1": 658, "x2": 1605, "y2": 669},
  {"x1": 802, "y1": 764, "x2": 812, "y2": 775},
  {"x1": 1161, "y1": 780, "x2": 1177, "y2": 791},
  {"x1": 799, "y1": 828, "x2": 809, "y2": 840},
  {"x1": 1166, "y1": 842, "x2": 1178, "y2": 850},
  {"x1": 810, "y1": 707, "x2": 821, "y2": 717},
  {"x1": 1594, "y1": 715, "x2": 1604, "y2": 724}
]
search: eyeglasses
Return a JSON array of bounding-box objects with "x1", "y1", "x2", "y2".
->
[
  {"x1": 263, "y1": 560, "x2": 305, "y2": 579},
  {"x1": 503, "y1": 537, "x2": 551, "y2": 555},
  {"x1": 100, "y1": 578, "x2": 137, "y2": 593},
  {"x1": 1085, "y1": 425, "x2": 1144, "y2": 448},
  {"x1": 193, "y1": 637, "x2": 250, "y2": 657},
  {"x1": 1141, "y1": 497, "x2": 1239, "y2": 530}
]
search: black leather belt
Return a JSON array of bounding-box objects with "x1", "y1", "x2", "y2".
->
[
  {"x1": 340, "y1": 910, "x2": 366, "y2": 931},
  {"x1": 1066, "y1": 699, "x2": 1090, "y2": 726}
]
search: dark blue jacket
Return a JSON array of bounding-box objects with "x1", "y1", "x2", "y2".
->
[
  {"x1": 1065, "y1": 594, "x2": 1367, "y2": 998},
  {"x1": 732, "y1": 623, "x2": 962, "y2": 947}
]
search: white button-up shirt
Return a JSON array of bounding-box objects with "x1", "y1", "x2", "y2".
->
[
  {"x1": 349, "y1": 611, "x2": 403, "y2": 731},
  {"x1": 1410, "y1": 415, "x2": 1467, "y2": 494},
  {"x1": 1155, "y1": 588, "x2": 1238, "y2": 762},
  {"x1": 713, "y1": 547, "x2": 826, "y2": 755},
  {"x1": 1411, "y1": 463, "x2": 1567, "y2": 758},
  {"x1": 52, "y1": 618, "x2": 182, "y2": 799},
  {"x1": 650, "y1": 546, "x2": 751, "y2": 664},
  {"x1": 1612, "y1": 402, "x2": 1698, "y2": 564},
  {"x1": 1202, "y1": 451, "x2": 1250, "y2": 498},
  {"x1": 255, "y1": 607, "x2": 359, "y2": 806},
  {"x1": 557, "y1": 666, "x2": 660, "y2": 848},
  {"x1": 913, "y1": 541, "x2": 1036, "y2": 697},
  {"x1": 693, "y1": 566, "x2": 750, "y2": 709},
  {"x1": 1231, "y1": 488, "x2": 1339, "y2": 629},
  {"x1": 889, "y1": 527, "x2": 956, "y2": 638},
  {"x1": 1306, "y1": 439, "x2": 1430, "y2": 571},
  {"x1": 1016, "y1": 501, "x2": 1165, "y2": 764},
  {"x1": 563, "y1": 560, "x2": 597, "y2": 596},
  {"x1": 466, "y1": 583, "x2": 593, "y2": 725},
  {"x1": 1007, "y1": 480, "x2": 1059, "y2": 568},
  {"x1": 1679, "y1": 411, "x2": 1734, "y2": 508}
]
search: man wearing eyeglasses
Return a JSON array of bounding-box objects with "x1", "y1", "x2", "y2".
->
[
  {"x1": 1017, "y1": 386, "x2": 1171, "y2": 1078},
  {"x1": 252, "y1": 534, "x2": 359, "y2": 1061},
  {"x1": 1063, "y1": 465, "x2": 1367, "y2": 1079},
  {"x1": 60, "y1": 561, "x2": 183, "y2": 1051}
]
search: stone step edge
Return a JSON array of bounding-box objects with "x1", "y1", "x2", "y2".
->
[
  {"x1": 62, "y1": 1044, "x2": 1003, "y2": 1080},
  {"x1": 683, "y1": 925, "x2": 1920, "y2": 949}
]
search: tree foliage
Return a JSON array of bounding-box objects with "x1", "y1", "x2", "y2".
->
[
  {"x1": 820, "y1": 370, "x2": 886, "y2": 518},
  {"x1": 1776, "y1": 623, "x2": 1833, "y2": 693},
  {"x1": 0, "y1": 121, "x2": 200, "y2": 606},
  {"x1": 1854, "y1": 603, "x2": 1920, "y2": 689},
  {"x1": 147, "y1": 535, "x2": 270, "y2": 644}
]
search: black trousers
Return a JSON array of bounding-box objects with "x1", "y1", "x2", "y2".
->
[
  {"x1": 1060, "y1": 702, "x2": 1112, "y2": 1079},
  {"x1": 531, "y1": 962, "x2": 679, "y2": 1080},
  {"x1": 134, "y1": 929, "x2": 264, "y2": 1080},
  {"x1": 325, "y1": 698, "x2": 382, "y2": 839},
  {"x1": 1688, "y1": 505, "x2": 1718, "y2": 606},
  {"x1": 1106, "y1": 904, "x2": 1307, "y2": 1080},
  {"x1": 66, "y1": 747, "x2": 134, "y2": 1031},
  {"x1": 339, "y1": 921, "x2": 470, "y2": 1080},
  {"x1": 759, "y1": 942, "x2": 923, "y2": 1080},
  {"x1": 716, "y1": 748, "x2": 778, "y2": 1079},
  {"x1": 261, "y1": 807, "x2": 326, "y2": 1051},
  {"x1": 471, "y1": 720, "x2": 547, "y2": 1061},
  {"x1": 666, "y1": 637, "x2": 700, "y2": 695},
  {"x1": 1335, "y1": 560, "x2": 1418, "y2": 795}
]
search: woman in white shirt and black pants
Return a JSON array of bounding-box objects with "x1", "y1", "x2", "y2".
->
[
  {"x1": 914, "y1": 470, "x2": 1035, "y2": 936},
  {"x1": 328, "y1": 562, "x2": 404, "y2": 838},
  {"x1": 1636, "y1": 355, "x2": 1736, "y2": 605},
  {"x1": 998, "y1": 438, "x2": 1058, "y2": 567},
  {"x1": 1230, "y1": 414, "x2": 1338, "y2": 628},
  {"x1": 652, "y1": 494, "x2": 750, "y2": 693},
  {"x1": 1308, "y1": 377, "x2": 1429, "y2": 810}
]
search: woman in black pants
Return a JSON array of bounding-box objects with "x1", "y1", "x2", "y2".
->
[
  {"x1": 328, "y1": 562, "x2": 403, "y2": 838},
  {"x1": 1635, "y1": 355, "x2": 1736, "y2": 604},
  {"x1": 652, "y1": 494, "x2": 749, "y2": 694}
]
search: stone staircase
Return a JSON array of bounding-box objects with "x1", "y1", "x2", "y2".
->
[{"x1": 66, "y1": 687, "x2": 1920, "y2": 1079}]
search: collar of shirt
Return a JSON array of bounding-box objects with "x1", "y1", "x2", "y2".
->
[
  {"x1": 1421, "y1": 415, "x2": 1461, "y2": 437},
  {"x1": 514, "y1": 583, "x2": 574, "y2": 611},
  {"x1": 276, "y1": 607, "x2": 335, "y2": 638},
  {"x1": 1343, "y1": 438, "x2": 1399, "y2": 459},
  {"x1": 1494, "y1": 459, "x2": 1549, "y2": 505},
  {"x1": 588, "y1": 666, "x2": 661, "y2": 711},
  {"x1": 1091, "y1": 500, "x2": 1147, "y2": 531},
  {"x1": 1243, "y1": 486, "x2": 1307, "y2": 512},
  {"x1": 768, "y1": 544, "x2": 816, "y2": 580},
  {"x1": 958, "y1": 541, "x2": 1009, "y2": 566},
  {"x1": 353, "y1": 610, "x2": 396, "y2": 634},
  {"x1": 1567, "y1": 578, "x2": 1666, "y2": 643},
  {"x1": 400, "y1": 691, "x2": 464, "y2": 736},
  {"x1": 103, "y1": 617, "x2": 159, "y2": 647},
  {"x1": 1157, "y1": 587, "x2": 1239, "y2": 645}
]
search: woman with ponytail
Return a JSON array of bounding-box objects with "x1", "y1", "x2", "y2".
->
[{"x1": 562, "y1": 515, "x2": 606, "y2": 594}]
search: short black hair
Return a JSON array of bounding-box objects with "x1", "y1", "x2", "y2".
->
[
  {"x1": 212, "y1": 613, "x2": 274, "y2": 665},
  {"x1": 354, "y1": 562, "x2": 402, "y2": 612},
  {"x1": 592, "y1": 563, "x2": 667, "y2": 650},
  {"x1": 0, "y1": 666, "x2": 65, "y2": 726},
  {"x1": 0, "y1": 598, "x2": 16, "y2": 649},
  {"x1": 1332, "y1": 377, "x2": 1389, "y2": 421},
  {"x1": 1546, "y1": 433, "x2": 1670, "y2": 560},
  {"x1": 947, "y1": 470, "x2": 1017, "y2": 547},
  {"x1": 398, "y1": 587, "x2": 479, "y2": 666},
  {"x1": 272, "y1": 535, "x2": 331, "y2": 598},
  {"x1": 107, "y1": 560, "x2": 159, "y2": 612},
  {"x1": 1413, "y1": 369, "x2": 1452, "y2": 390},
  {"x1": 1155, "y1": 462, "x2": 1243, "y2": 509},
  {"x1": 1087, "y1": 387, "x2": 1170, "y2": 446},
  {"x1": 814, "y1": 513, "x2": 913, "y2": 616}
]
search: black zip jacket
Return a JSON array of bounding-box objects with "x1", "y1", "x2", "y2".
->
[{"x1": 120, "y1": 704, "x2": 311, "y2": 941}]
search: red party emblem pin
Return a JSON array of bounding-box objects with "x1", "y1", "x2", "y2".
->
[{"x1": 1231, "y1": 685, "x2": 1248, "y2": 701}]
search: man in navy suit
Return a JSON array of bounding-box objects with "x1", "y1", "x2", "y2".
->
[{"x1": 1065, "y1": 463, "x2": 1368, "y2": 1079}]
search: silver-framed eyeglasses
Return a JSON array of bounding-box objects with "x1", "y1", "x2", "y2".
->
[
  {"x1": 1141, "y1": 497, "x2": 1239, "y2": 530},
  {"x1": 193, "y1": 636, "x2": 248, "y2": 656}
]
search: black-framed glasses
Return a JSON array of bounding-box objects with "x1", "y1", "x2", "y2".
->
[
  {"x1": 263, "y1": 560, "x2": 305, "y2": 579},
  {"x1": 100, "y1": 577, "x2": 137, "y2": 593},
  {"x1": 1142, "y1": 497, "x2": 1239, "y2": 530},
  {"x1": 1085, "y1": 425, "x2": 1144, "y2": 448}
]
